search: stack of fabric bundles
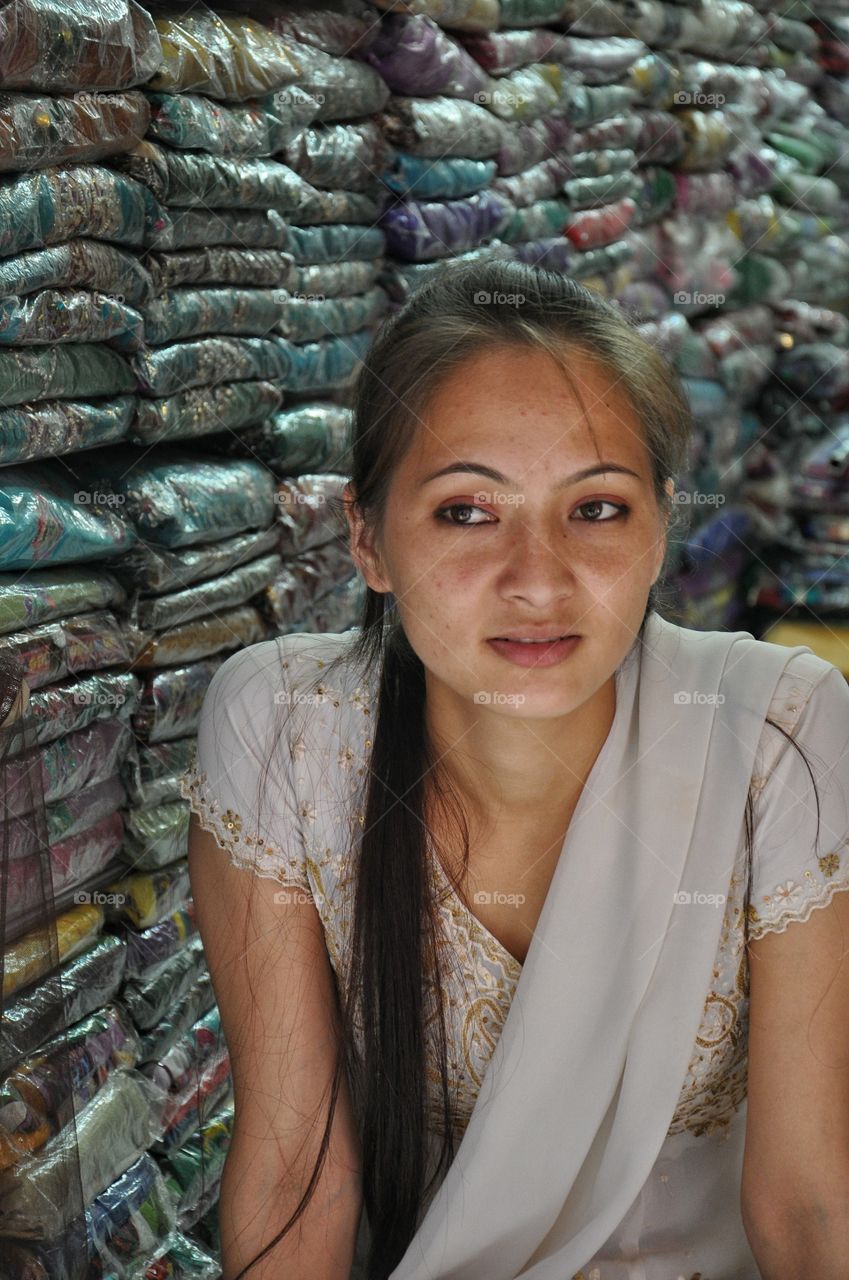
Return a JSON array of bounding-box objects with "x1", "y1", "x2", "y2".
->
[
  {"x1": 364, "y1": 0, "x2": 517, "y2": 285},
  {"x1": 0, "y1": 0, "x2": 161, "y2": 467}
]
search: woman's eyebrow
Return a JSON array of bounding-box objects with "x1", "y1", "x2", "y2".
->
[{"x1": 419, "y1": 460, "x2": 643, "y2": 488}]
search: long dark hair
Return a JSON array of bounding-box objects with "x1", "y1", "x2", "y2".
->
[{"x1": 233, "y1": 259, "x2": 821, "y2": 1279}]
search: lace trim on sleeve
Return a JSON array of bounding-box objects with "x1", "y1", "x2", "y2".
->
[
  {"x1": 180, "y1": 761, "x2": 313, "y2": 898},
  {"x1": 748, "y1": 867, "x2": 849, "y2": 940}
]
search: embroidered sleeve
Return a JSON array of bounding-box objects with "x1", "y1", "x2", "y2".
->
[
  {"x1": 179, "y1": 638, "x2": 313, "y2": 902},
  {"x1": 749, "y1": 662, "x2": 849, "y2": 940}
]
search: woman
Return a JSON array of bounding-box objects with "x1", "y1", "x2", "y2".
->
[{"x1": 184, "y1": 259, "x2": 849, "y2": 1280}]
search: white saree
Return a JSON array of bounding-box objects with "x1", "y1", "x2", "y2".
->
[{"x1": 388, "y1": 611, "x2": 840, "y2": 1280}]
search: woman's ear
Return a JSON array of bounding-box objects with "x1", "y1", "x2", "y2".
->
[{"x1": 343, "y1": 482, "x2": 393, "y2": 594}]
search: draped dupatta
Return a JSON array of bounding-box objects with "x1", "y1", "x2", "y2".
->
[{"x1": 390, "y1": 612, "x2": 815, "y2": 1280}]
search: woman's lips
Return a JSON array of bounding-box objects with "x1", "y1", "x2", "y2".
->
[{"x1": 486, "y1": 636, "x2": 581, "y2": 668}]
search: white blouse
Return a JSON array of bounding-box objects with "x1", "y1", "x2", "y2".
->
[{"x1": 181, "y1": 628, "x2": 849, "y2": 1280}]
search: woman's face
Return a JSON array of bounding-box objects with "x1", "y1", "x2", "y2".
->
[{"x1": 347, "y1": 344, "x2": 672, "y2": 719}]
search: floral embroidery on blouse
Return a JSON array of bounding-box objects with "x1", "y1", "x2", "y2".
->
[{"x1": 182, "y1": 638, "x2": 849, "y2": 1147}]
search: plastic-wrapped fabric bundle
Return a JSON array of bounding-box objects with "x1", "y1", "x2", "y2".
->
[
  {"x1": 116, "y1": 138, "x2": 319, "y2": 212},
  {"x1": 146, "y1": 244, "x2": 295, "y2": 292},
  {"x1": 264, "y1": 539, "x2": 362, "y2": 631},
  {"x1": 293, "y1": 258, "x2": 382, "y2": 297},
  {"x1": 26, "y1": 671, "x2": 138, "y2": 749},
  {"x1": 5, "y1": 716, "x2": 131, "y2": 814},
  {"x1": 131, "y1": 333, "x2": 294, "y2": 396},
  {"x1": 497, "y1": 196, "x2": 570, "y2": 243},
  {"x1": 492, "y1": 154, "x2": 571, "y2": 206},
  {"x1": 2, "y1": 901, "x2": 103, "y2": 1001},
  {"x1": 123, "y1": 738, "x2": 197, "y2": 810},
  {"x1": 297, "y1": 573, "x2": 365, "y2": 633},
  {"x1": 284, "y1": 119, "x2": 393, "y2": 192},
  {"x1": 103, "y1": 860, "x2": 191, "y2": 932},
  {"x1": 0, "y1": 1067, "x2": 166, "y2": 1239},
  {"x1": 285, "y1": 326, "x2": 373, "y2": 390},
  {"x1": 161, "y1": 1094, "x2": 232, "y2": 1222},
  {"x1": 274, "y1": 36, "x2": 391, "y2": 121},
  {"x1": 563, "y1": 168, "x2": 640, "y2": 208},
  {"x1": 0, "y1": 288, "x2": 144, "y2": 347},
  {"x1": 776, "y1": 343, "x2": 849, "y2": 405},
  {"x1": 296, "y1": 186, "x2": 383, "y2": 225},
  {"x1": 275, "y1": 473, "x2": 348, "y2": 554},
  {"x1": 148, "y1": 1228, "x2": 222, "y2": 1277},
  {"x1": 383, "y1": 151, "x2": 496, "y2": 199},
  {"x1": 5, "y1": 810, "x2": 125, "y2": 932},
  {"x1": 143, "y1": 1004, "x2": 221, "y2": 1101},
  {"x1": 364, "y1": 14, "x2": 489, "y2": 97},
  {"x1": 132, "y1": 658, "x2": 225, "y2": 744},
  {"x1": 278, "y1": 287, "x2": 389, "y2": 341},
  {"x1": 495, "y1": 113, "x2": 572, "y2": 175},
  {"x1": 0, "y1": 567, "x2": 125, "y2": 636},
  {"x1": 137, "y1": 971, "x2": 216, "y2": 1064},
  {"x1": 141, "y1": 287, "x2": 288, "y2": 345},
  {"x1": 565, "y1": 196, "x2": 636, "y2": 249},
  {"x1": 512, "y1": 237, "x2": 575, "y2": 270},
  {"x1": 0, "y1": 90, "x2": 150, "y2": 172},
  {"x1": 0, "y1": 163, "x2": 168, "y2": 259},
  {"x1": 130, "y1": 553, "x2": 282, "y2": 632},
  {"x1": 499, "y1": 0, "x2": 564, "y2": 25},
  {"x1": 0, "y1": 237, "x2": 153, "y2": 304},
  {"x1": 479, "y1": 63, "x2": 568, "y2": 122},
  {"x1": 110, "y1": 525, "x2": 280, "y2": 597},
  {"x1": 0, "y1": 463, "x2": 136, "y2": 571},
  {"x1": 0, "y1": 610, "x2": 131, "y2": 692},
  {"x1": 214, "y1": 401, "x2": 352, "y2": 474},
  {"x1": 131, "y1": 379, "x2": 284, "y2": 446},
  {"x1": 80, "y1": 446, "x2": 277, "y2": 548},
  {"x1": 122, "y1": 938, "x2": 206, "y2": 1030},
  {"x1": 149, "y1": 10, "x2": 302, "y2": 100},
  {"x1": 3, "y1": 1151, "x2": 178, "y2": 1280},
  {"x1": 0, "y1": 934, "x2": 126, "y2": 1077},
  {"x1": 380, "y1": 189, "x2": 507, "y2": 259},
  {"x1": 148, "y1": 205, "x2": 287, "y2": 252},
  {"x1": 368, "y1": 0, "x2": 499, "y2": 30},
  {"x1": 40, "y1": 775, "x2": 126, "y2": 851},
  {"x1": 154, "y1": 1053, "x2": 231, "y2": 1153},
  {"x1": 381, "y1": 95, "x2": 508, "y2": 157},
  {"x1": 129, "y1": 602, "x2": 269, "y2": 669},
  {"x1": 122, "y1": 903, "x2": 197, "y2": 977},
  {"x1": 0, "y1": 395, "x2": 135, "y2": 464},
  {"x1": 0, "y1": 0, "x2": 161, "y2": 92},
  {"x1": 633, "y1": 108, "x2": 686, "y2": 165},
  {"x1": 0, "y1": 1004, "x2": 140, "y2": 1167},
  {"x1": 146, "y1": 87, "x2": 320, "y2": 155},
  {"x1": 285, "y1": 221, "x2": 385, "y2": 263},
  {"x1": 0, "y1": 342, "x2": 135, "y2": 406}
]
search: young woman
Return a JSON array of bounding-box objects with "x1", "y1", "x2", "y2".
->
[{"x1": 184, "y1": 260, "x2": 849, "y2": 1280}]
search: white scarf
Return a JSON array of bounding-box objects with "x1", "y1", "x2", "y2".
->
[{"x1": 390, "y1": 611, "x2": 813, "y2": 1279}]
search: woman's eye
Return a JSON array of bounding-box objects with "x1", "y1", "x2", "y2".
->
[
  {"x1": 434, "y1": 503, "x2": 494, "y2": 526},
  {"x1": 573, "y1": 500, "x2": 629, "y2": 522}
]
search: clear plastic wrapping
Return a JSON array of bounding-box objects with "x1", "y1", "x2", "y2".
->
[
  {"x1": 103, "y1": 860, "x2": 192, "y2": 932},
  {"x1": 275, "y1": 473, "x2": 349, "y2": 553},
  {"x1": 80, "y1": 447, "x2": 277, "y2": 549},
  {"x1": 148, "y1": 205, "x2": 288, "y2": 252},
  {"x1": 149, "y1": 10, "x2": 303, "y2": 101},
  {"x1": 116, "y1": 138, "x2": 318, "y2": 212},
  {"x1": 380, "y1": 189, "x2": 506, "y2": 259},
  {"x1": 0, "y1": 342, "x2": 135, "y2": 407},
  {"x1": 6, "y1": 716, "x2": 131, "y2": 813},
  {"x1": 364, "y1": 13, "x2": 489, "y2": 97},
  {"x1": 0, "y1": 462, "x2": 136, "y2": 571},
  {"x1": 284, "y1": 119, "x2": 392, "y2": 192},
  {"x1": 0, "y1": 610, "x2": 131, "y2": 692},
  {"x1": 284, "y1": 326, "x2": 372, "y2": 390},
  {"x1": 145, "y1": 244, "x2": 295, "y2": 292},
  {"x1": 146, "y1": 87, "x2": 320, "y2": 156},
  {"x1": 122, "y1": 937, "x2": 207, "y2": 1030},
  {"x1": 132, "y1": 658, "x2": 225, "y2": 744},
  {"x1": 0, "y1": 237, "x2": 154, "y2": 304},
  {"x1": 383, "y1": 151, "x2": 495, "y2": 199},
  {"x1": 122, "y1": 902, "x2": 197, "y2": 977},
  {"x1": 129, "y1": 602, "x2": 269, "y2": 669},
  {"x1": 0, "y1": 89, "x2": 150, "y2": 171},
  {"x1": 0, "y1": 395, "x2": 135, "y2": 465},
  {"x1": 131, "y1": 379, "x2": 283, "y2": 447},
  {"x1": 285, "y1": 221, "x2": 385, "y2": 262},
  {"x1": 278, "y1": 37, "x2": 390, "y2": 121},
  {"x1": 1, "y1": 901, "x2": 103, "y2": 1001},
  {"x1": 0, "y1": 567, "x2": 125, "y2": 636},
  {"x1": 278, "y1": 287, "x2": 389, "y2": 341},
  {"x1": 141, "y1": 287, "x2": 289, "y2": 346},
  {"x1": 132, "y1": 553, "x2": 282, "y2": 632},
  {"x1": 0, "y1": 0, "x2": 161, "y2": 92},
  {"x1": 380, "y1": 94, "x2": 508, "y2": 158},
  {"x1": 137, "y1": 971, "x2": 216, "y2": 1064},
  {"x1": 110, "y1": 525, "x2": 280, "y2": 597},
  {"x1": 0, "y1": 288, "x2": 143, "y2": 347},
  {"x1": 131, "y1": 333, "x2": 293, "y2": 396}
]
